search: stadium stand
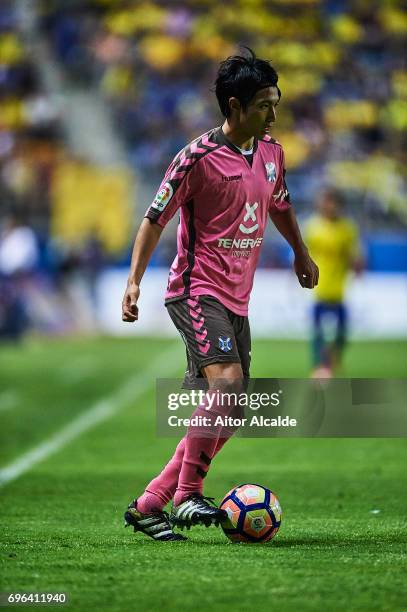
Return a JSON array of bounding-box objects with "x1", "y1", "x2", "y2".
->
[{"x1": 0, "y1": 0, "x2": 405, "y2": 335}]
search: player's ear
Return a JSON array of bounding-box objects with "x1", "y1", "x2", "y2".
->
[{"x1": 229, "y1": 97, "x2": 241, "y2": 113}]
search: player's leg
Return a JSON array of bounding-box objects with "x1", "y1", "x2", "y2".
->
[
  {"x1": 136, "y1": 437, "x2": 187, "y2": 513},
  {"x1": 213, "y1": 309, "x2": 251, "y2": 454},
  {"x1": 123, "y1": 497, "x2": 187, "y2": 541},
  {"x1": 331, "y1": 303, "x2": 347, "y2": 371},
  {"x1": 171, "y1": 312, "x2": 250, "y2": 470},
  {"x1": 137, "y1": 376, "x2": 245, "y2": 517},
  {"x1": 170, "y1": 303, "x2": 251, "y2": 522},
  {"x1": 126, "y1": 296, "x2": 240, "y2": 534},
  {"x1": 311, "y1": 302, "x2": 323, "y2": 367},
  {"x1": 171, "y1": 361, "x2": 244, "y2": 528},
  {"x1": 135, "y1": 328, "x2": 206, "y2": 516},
  {"x1": 135, "y1": 296, "x2": 223, "y2": 514},
  {"x1": 124, "y1": 382, "x2": 190, "y2": 539},
  {"x1": 174, "y1": 360, "x2": 244, "y2": 501},
  {"x1": 123, "y1": 299, "x2": 205, "y2": 538},
  {"x1": 311, "y1": 302, "x2": 332, "y2": 378},
  {"x1": 174, "y1": 309, "x2": 251, "y2": 477},
  {"x1": 138, "y1": 374, "x2": 246, "y2": 520},
  {"x1": 137, "y1": 412, "x2": 233, "y2": 517},
  {"x1": 165, "y1": 296, "x2": 246, "y2": 527}
]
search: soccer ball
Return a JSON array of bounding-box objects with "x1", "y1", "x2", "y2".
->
[{"x1": 220, "y1": 483, "x2": 282, "y2": 543}]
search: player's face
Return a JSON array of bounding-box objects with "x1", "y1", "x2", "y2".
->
[
  {"x1": 241, "y1": 86, "x2": 280, "y2": 138},
  {"x1": 319, "y1": 195, "x2": 339, "y2": 219}
]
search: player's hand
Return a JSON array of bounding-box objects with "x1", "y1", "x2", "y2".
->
[
  {"x1": 122, "y1": 282, "x2": 140, "y2": 322},
  {"x1": 294, "y1": 250, "x2": 319, "y2": 289}
]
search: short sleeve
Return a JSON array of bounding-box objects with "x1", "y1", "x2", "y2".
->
[
  {"x1": 145, "y1": 152, "x2": 197, "y2": 228},
  {"x1": 269, "y1": 146, "x2": 291, "y2": 214}
]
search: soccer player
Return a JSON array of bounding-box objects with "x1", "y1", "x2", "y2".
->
[
  {"x1": 122, "y1": 48, "x2": 318, "y2": 541},
  {"x1": 305, "y1": 188, "x2": 361, "y2": 378}
]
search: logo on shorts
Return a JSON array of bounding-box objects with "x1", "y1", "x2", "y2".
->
[
  {"x1": 152, "y1": 182, "x2": 173, "y2": 211},
  {"x1": 265, "y1": 162, "x2": 276, "y2": 182},
  {"x1": 219, "y1": 336, "x2": 232, "y2": 352}
]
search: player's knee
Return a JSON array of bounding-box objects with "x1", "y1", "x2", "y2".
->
[
  {"x1": 204, "y1": 362, "x2": 244, "y2": 393},
  {"x1": 205, "y1": 364, "x2": 245, "y2": 421}
]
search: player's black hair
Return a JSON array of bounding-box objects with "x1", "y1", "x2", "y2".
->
[{"x1": 215, "y1": 47, "x2": 281, "y2": 118}]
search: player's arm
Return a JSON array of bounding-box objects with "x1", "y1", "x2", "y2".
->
[
  {"x1": 122, "y1": 146, "x2": 197, "y2": 322},
  {"x1": 348, "y1": 222, "x2": 364, "y2": 274},
  {"x1": 270, "y1": 207, "x2": 319, "y2": 289},
  {"x1": 122, "y1": 219, "x2": 163, "y2": 322}
]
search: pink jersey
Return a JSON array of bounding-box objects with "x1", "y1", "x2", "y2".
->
[{"x1": 145, "y1": 127, "x2": 291, "y2": 316}]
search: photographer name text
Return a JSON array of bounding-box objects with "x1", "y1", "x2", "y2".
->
[{"x1": 167, "y1": 415, "x2": 297, "y2": 428}]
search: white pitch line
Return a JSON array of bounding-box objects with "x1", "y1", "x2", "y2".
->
[{"x1": 0, "y1": 343, "x2": 182, "y2": 488}]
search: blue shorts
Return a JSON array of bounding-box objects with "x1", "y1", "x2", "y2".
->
[
  {"x1": 313, "y1": 302, "x2": 347, "y2": 338},
  {"x1": 312, "y1": 301, "x2": 348, "y2": 366}
]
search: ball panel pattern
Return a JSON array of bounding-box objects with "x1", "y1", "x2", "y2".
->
[
  {"x1": 221, "y1": 498, "x2": 241, "y2": 530},
  {"x1": 220, "y1": 483, "x2": 282, "y2": 544},
  {"x1": 243, "y1": 508, "x2": 273, "y2": 539}
]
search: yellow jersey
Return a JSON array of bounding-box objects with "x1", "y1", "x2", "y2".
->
[{"x1": 304, "y1": 215, "x2": 359, "y2": 302}]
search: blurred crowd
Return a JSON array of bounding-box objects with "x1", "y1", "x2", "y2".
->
[
  {"x1": 39, "y1": 0, "x2": 406, "y2": 223},
  {"x1": 0, "y1": 0, "x2": 406, "y2": 337}
]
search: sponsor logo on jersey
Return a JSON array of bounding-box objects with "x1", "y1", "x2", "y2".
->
[
  {"x1": 218, "y1": 336, "x2": 232, "y2": 352},
  {"x1": 239, "y1": 202, "x2": 259, "y2": 234},
  {"x1": 217, "y1": 237, "x2": 263, "y2": 248},
  {"x1": 217, "y1": 202, "x2": 262, "y2": 256},
  {"x1": 265, "y1": 162, "x2": 276, "y2": 182},
  {"x1": 152, "y1": 182, "x2": 173, "y2": 211}
]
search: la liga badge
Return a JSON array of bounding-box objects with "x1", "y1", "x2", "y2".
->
[{"x1": 152, "y1": 182, "x2": 173, "y2": 211}]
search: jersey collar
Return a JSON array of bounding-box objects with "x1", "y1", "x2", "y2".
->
[{"x1": 212, "y1": 126, "x2": 258, "y2": 156}]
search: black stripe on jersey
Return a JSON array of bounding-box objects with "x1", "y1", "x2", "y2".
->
[
  {"x1": 258, "y1": 136, "x2": 281, "y2": 146},
  {"x1": 172, "y1": 129, "x2": 219, "y2": 165},
  {"x1": 181, "y1": 199, "x2": 196, "y2": 294},
  {"x1": 170, "y1": 132, "x2": 219, "y2": 174},
  {"x1": 282, "y1": 169, "x2": 291, "y2": 203},
  {"x1": 146, "y1": 129, "x2": 220, "y2": 223}
]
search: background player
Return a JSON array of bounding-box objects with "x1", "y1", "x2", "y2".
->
[
  {"x1": 122, "y1": 48, "x2": 318, "y2": 541},
  {"x1": 305, "y1": 188, "x2": 362, "y2": 378}
]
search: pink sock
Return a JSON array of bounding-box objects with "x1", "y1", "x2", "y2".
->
[
  {"x1": 173, "y1": 391, "x2": 239, "y2": 507},
  {"x1": 137, "y1": 432, "x2": 232, "y2": 513},
  {"x1": 137, "y1": 393, "x2": 240, "y2": 513},
  {"x1": 137, "y1": 438, "x2": 186, "y2": 513}
]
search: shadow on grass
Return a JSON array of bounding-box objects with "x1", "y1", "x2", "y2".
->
[
  {"x1": 16, "y1": 529, "x2": 405, "y2": 551},
  {"x1": 273, "y1": 534, "x2": 407, "y2": 548},
  {"x1": 177, "y1": 533, "x2": 407, "y2": 549}
]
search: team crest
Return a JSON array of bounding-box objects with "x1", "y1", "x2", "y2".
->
[
  {"x1": 152, "y1": 182, "x2": 173, "y2": 211},
  {"x1": 265, "y1": 162, "x2": 276, "y2": 182},
  {"x1": 219, "y1": 336, "x2": 232, "y2": 352}
]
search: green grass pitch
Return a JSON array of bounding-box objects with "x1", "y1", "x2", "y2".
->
[{"x1": 0, "y1": 337, "x2": 406, "y2": 611}]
